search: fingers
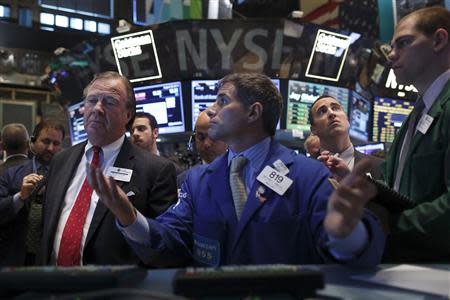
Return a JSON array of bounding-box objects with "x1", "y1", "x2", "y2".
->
[
  {"x1": 325, "y1": 159, "x2": 377, "y2": 238},
  {"x1": 20, "y1": 173, "x2": 44, "y2": 199}
]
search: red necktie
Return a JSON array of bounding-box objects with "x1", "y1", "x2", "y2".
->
[{"x1": 57, "y1": 146, "x2": 101, "y2": 266}]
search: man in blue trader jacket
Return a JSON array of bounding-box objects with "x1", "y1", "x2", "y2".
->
[{"x1": 88, "y1": 73, "x2": 385, "y2": 267}]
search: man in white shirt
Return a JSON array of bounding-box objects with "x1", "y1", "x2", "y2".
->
[
  {"x1": 39, "y1": 71, "x2": 177, "y2": 266},
  {"x1": 309, "y1": 95, "x2": 383, "y2": 181}
]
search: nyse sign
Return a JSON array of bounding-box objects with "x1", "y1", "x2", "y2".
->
[{"x1": 105, "y1": 20, "x2": 367, "y2": 85}]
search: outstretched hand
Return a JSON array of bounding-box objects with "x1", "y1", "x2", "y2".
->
[
  {"x1": 87, "y1": 163, "x2": 136, "y2": 226},
  {"x1": 324, "y1": 159, "x2": 377, "y2": 238}
]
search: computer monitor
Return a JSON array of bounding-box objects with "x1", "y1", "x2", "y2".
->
[
  {"x1": 67, "y1": 100, "x2": 87, "y2": 145},
  {"x1": 355, "y1": 143, "x2": 385, "y2": 156},
  {"x1": 190, "y1": 79, "x2": 281, "y2": 130},
  {"x1": 349, "y1": 91, "x2": 371, "y2": 142},
  {"x1": 134, "y1": 81, "x2": 185, "y2": 134},
  {"x1": 286, "y1": 80, "x2": 349, "y2": 132},
  {"x1": 372, "y1": 97, "x2": 415, "y2": 143}
]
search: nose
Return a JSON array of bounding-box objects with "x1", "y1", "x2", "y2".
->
[
  {"x1": 93, "y1": 99, "x2": 104, "y2": 113},
  {"x1": 387, "y1": 47, "x2": 397, "y2": 63},
  {"x1": 47, "y1": 142, "x2": 56, "y2": 153},
  {"x1": 206, "y1": 106, "x2": 217, "y2": 118}
]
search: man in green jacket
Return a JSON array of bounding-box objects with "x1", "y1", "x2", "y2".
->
[{"x1": 383, "y1": 6, "x2": 450, "y2": 261}]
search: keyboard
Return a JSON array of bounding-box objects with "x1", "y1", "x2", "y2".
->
[
  {"x1": 0, "y1": 265, "x2": 147, "y2": 292},
  {"x1": 173, "y1": 264, "x2": 324, "y2": 297}
]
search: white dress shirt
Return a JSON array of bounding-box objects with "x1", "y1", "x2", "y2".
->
[{"x1": 52, "y1": 135, "x2": 124, "y2": 264}]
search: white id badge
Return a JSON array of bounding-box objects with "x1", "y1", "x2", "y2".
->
[
  {"x1": 417, "y1": 114, "x2": 433, "y2": 135},
  {"x1": 106, "y1": 167, "x2": 133, "y2": 182},
  {"x1": 256, "y1": 166, "x2": 293, "y2": 196}
]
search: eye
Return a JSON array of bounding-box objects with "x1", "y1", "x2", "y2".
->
[
  {"x1": 103, "y1": 96, "x2": 118, "y2": 106},
  {"x1": 216, "y1": 96, "x2": 229, "y2": 107},
  {"x1": 85, "y1": 97, "x2": 98, "y2": 106}
]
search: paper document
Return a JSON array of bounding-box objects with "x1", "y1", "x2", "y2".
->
[{"x1": 352, "y1": 264, "x2": 450, "y2": 297}]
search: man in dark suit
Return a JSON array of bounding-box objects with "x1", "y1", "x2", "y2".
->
[
  {"x1": 0, "y1": 120, "x2": 65, "y2": 266},
  {"x1": 39, "y1": 71, "x2": 177, "y2": 266},
  {"x1": 309, "y1": 95, "x2": 383, "y2": 181},
  {"x1": 0, "y1": 123, "x2": 30, "y2": 174}
]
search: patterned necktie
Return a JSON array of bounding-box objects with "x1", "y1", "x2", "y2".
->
[
  {"x1": 393, "y1": 99, "x2": 425, "y2": 191},
  {"x1": 25, "y1": 165, "x2": 48, "y2": 257},
  {"x1": 57, "y1": 146, "x2": 101, "y2": 266},
  {"x1": 230, "y1": 156, "x2": 248, "y2": 219}
]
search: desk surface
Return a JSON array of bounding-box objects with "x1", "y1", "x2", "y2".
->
[
  {"x1": 3, "y1": 264, "x2": 449, "y2": 299},
  {"x1": 136, "y1": 264, "x2": 450, "y2": 300}
]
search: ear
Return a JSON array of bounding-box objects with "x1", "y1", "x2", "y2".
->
[
  {"x1": 433, "y1": 28, "x2": 449, "y2": 52},
  {"x1": 153, "y1": 128, "x2": 159, "y2": 139},
  {"x1": 247, "y1": 102, "x2": 263, "y2": 123}
]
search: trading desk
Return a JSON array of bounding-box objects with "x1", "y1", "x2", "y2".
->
[
  {"x1": 134, "y1": 264, "x2": 448, "y2": 300},
  {"x1": 2, "y1": 264, "x2": 449, "y2": 299}
]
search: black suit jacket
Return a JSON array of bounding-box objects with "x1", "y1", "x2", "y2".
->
[
  {"x1": 0, "y1": 155, "x2": 29, "y2": 175},
  {"x1": 0, "y1": 159, "x2": 33, "y2": 266},
  {"x1": 39, "y1": 138, "x2": 177, "y2": 265}
]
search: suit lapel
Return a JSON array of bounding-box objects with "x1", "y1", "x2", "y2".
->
[
  {"x1": 48, "y1": 143, "x2": 85, "y2": 237},
  {"x1": 85, "y1": 138, "x2": 136, "y2": 246}
]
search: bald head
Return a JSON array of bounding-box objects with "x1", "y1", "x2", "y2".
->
[
  {"x1": 1, "y1": 123, "x2": 29, "y2": 156},
  {"x1": 195, "y1": 110, "x2": 227, "y2": 164}
]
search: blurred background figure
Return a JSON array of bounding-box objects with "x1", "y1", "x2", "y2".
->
[
  {"x1": 177, "y1": 109, "x2": 227, "y2": 187},
  {"x1": 131, "y1": 112, "x2": 159, "y2": 156},
  {"x1": 0, "y1": 123, "x2": 30, "y2": 174},
  {"x1": 304, "y1": 134, "x2": 320, "y2": 159}
]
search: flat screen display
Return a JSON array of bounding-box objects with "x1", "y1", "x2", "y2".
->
[
  {"x1": 191, "y1": 79, "x2": 281, "y2": 130},
  {"x1": 134, "y1": 81, "x2": 185, "y2": 134},
  {"x1": 286, "y1": 80, "x2": 349, "y2": 132},
  {"x1": 349, "y1": 91, "x2": 371, "y2": 142},
  {"x1": 355, "y1": 143, "x2": 385, "y2": 156},
  {"x1": 67, "y1": 101, "x2": 87, "y2": 145},
  {"x1": 372, "y1": 97, "x2": 415, "y2": 143}
]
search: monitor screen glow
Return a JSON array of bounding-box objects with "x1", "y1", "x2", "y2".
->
[
  {"x1": 134, "y1": 81, "x2": 185, "y2": 134},
  {"x1": 67, "y1": 101, "x2": 87, "y2": 145},
  {"x1": 349, "y1": 91, "x2": 371, "y2": 142},
  {"x1": 372, "y1": 97, "x2": 415, "y2": 143},
  {"x1": 286, "y1": 80, "x2": 349, "y2": 132}
]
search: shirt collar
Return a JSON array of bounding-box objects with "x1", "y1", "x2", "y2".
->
[
  {"x1": 85, "y1": 135, "x2": 125, "y2": 161},
  {"x1": 227, "y1": 137, "x2": 271, "y2": 173},
  {"x1": 422, "y1": 69, "x2": 450, "y2": 111},
  {"x1": 336, "y1": 144, "x2": 354, "y2": 163}
]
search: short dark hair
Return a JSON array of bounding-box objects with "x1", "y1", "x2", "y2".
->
[
  {"x1": 217, "y1": 73, "x2": 282, "y2": 136},
  {"x1": 83, "y1": 71, "x2": 136, "y2": 129},
  {"x1": 308, "y1": 94, "x2": 340, "y2": 126},
  {"x1": 1, "y1": 123, "x2": 29, "y2": 153},
  {"x1": 32, "y1": 119, "x2": 66, "y2": 141},
  {"x1": 134, "y1": 111, "x2": 158, "y2": 130},
  {"x1": 403, "y1": 6, "x2": 450, "y2": 37}
]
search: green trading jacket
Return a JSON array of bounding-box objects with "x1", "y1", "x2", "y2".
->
[{"x1": 383, "y1": 79, "x2": 450, "y2": 262}]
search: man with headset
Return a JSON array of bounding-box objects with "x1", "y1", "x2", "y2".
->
[
  {"x1": 0, "y1": 120, "x2": 65, "y2": 266},
  {"x1": 177, "y1": 110, "x2": 227, "y2": 186}
]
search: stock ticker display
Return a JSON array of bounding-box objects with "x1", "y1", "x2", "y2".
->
[
  {"x1": 372, "y1": 97, "x2": 415, "y2": 143},
  {"x1": 286, "y1": 80, "x2": 349, "y2": 132}
]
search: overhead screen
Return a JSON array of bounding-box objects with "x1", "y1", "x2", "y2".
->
[
  {"x1": 349, "y1": 91, "x2": 371, "y2": 142},
  {"x1": 372, "y1": 97, "x2": 415, "y2": 143},
  {"x1": 286, "y1": 80, "x2": 349, "y2": 132},
  {"x1": 67, "y1": 101, "x2": 87, "y2": 145},
  {"x1": 133, "y1": 81, "x2": 185, "y2": 134},
  {"x1": 191, "y1": 79, "x2": 280, "y2": 130}
]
